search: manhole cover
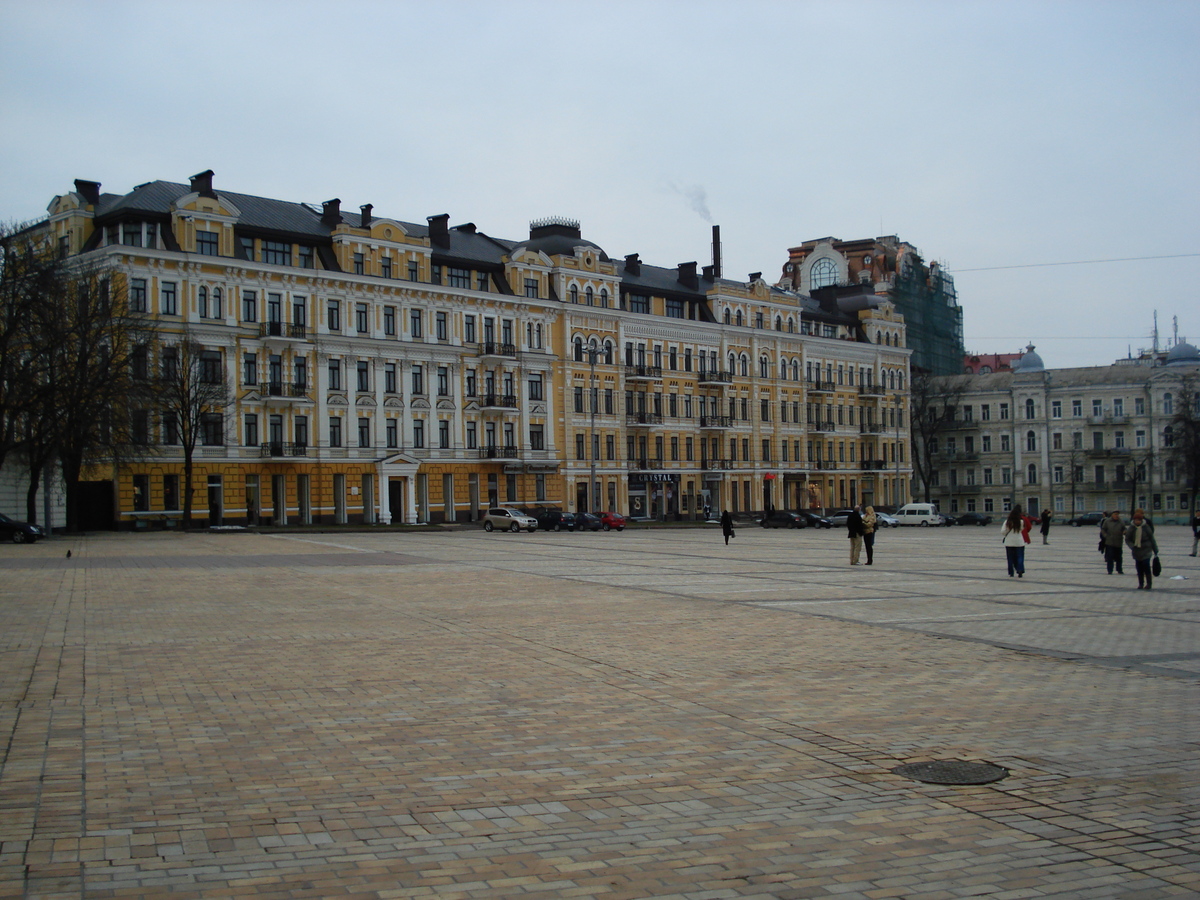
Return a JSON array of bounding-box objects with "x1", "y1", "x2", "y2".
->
[{"x1": 890, "y1": 760, "x2": 1009, "y2": 785}]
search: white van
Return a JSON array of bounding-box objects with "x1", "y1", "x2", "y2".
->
[{"x1": 895, "y1": 503, "x2": 942, "y2": 526}]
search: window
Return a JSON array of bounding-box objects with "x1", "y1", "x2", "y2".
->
[
  {"x1": 436, "y1": 311, "x2": 448, "y2": 341},
  {"x1": 196, "y1": 230, "x2": 218, "y2": 256},
  {"x1": 1093, "y1": 399, "x2": 1103, "y2": 416},
  {"x1": 437, "y1": 367, "x2": 449, "y2": 396},
  {"x1": 356, "y1": 360, "x2": 369, "y2": 392},
  {"x1": 292, "y1": 296, "x2": 306, "y2": 327},
  {"x1": 1001, "y1": 434, "x2": 1011, "y2": 452},
  {"x1": 999, "y1": 403, "x2": 1009, "y2": 420},
  {"x1": 353, "y1": 253, "x2": 364, "y2": 275},
  {"x1": 477, "y1": 272, "x2": 490, "y2": 291},
  {"x1": 412, "y1": 420, "x2": 425, "y2": 449},
  {"x1": 384, "y1": 363, "x2": 397, "y2": 394},
  {"x1": 327, "y1": 299, "x2": 340, "y2": 331},
  {"x1": 299, "y1": 246, "x2": 314, "y2": 269},
  {"x1": 1071, "y1": 399, "x2": 1082, "y2": 417},
  {"x1": 356, "y1": 303, "x2": 369, "y2": 333},
  {"x1": 200, "y1": 413, "x2": 224, "y2": 446},
  {"x1": 243, "y1": 353, "x2": 257, "y2": 386},
  {"x1": 1026, "y1": 431, "x2": 1036, "y2": 452},
  {"x1": 1052, "y1": 433, "x2": 1062, "y2": 450},
  {"x1": 1163, "y1": 393, "x2": 1174, "y2": 415},
  {"x1": 1135, "y1": 397, "x2": 1145, "y2": 415},
  {"x1": 1135, "y1": 429, "x2": 1146, "y2": 448},
  {"x1": 384, "y1": 306, "x2": 396, "y2": 336},
  {"x1": 465, "y1": 422, "x2": 477, "y2": 450},
  {"x1": 528, "y1": 374, "x2": 543, "y2": 401},
  {"x1": 210, "y1": 287, "x2": 223, "y2": 319},
  {"x1": 130, "y1": 278, "x2": 147, "y2": 312},
  {"x1": 666, "y1": 298, "x2": 684, "y2": 318},
  {"x1": 524, "y1": 278, "x2": 539, "y2": 298},
  {"x1": 1051, "y1": 400, "x2": 1062, "y2": 418},
  {"x1": 464, "y1": 315, "x2": 476, "y2": 343},
  {"x1": 381, "y1": 256, "x2": 392, "y2": 279},
  {"x1": 980, "y1": 404, "x2": 991, "y2": 421},
  {"x1": 329, "y1": 417, "x2": 342, "y2": 448},
  {"x1": 410, "y1": 309, "x2": 423, "y2": 338},
  {"x1": 199, "y1": 351, "x2": 222, "y2": 384},
  {"x1": 408, "y1": 260, "x2": 419, "y2": 281},
  {"x1": 358, "y1": 418, "x2": 371, "y2": 448},
  {"x1": 239, "y1": 236, "x2": 255, "y2": 260},
  {"x1": 1025, "y1": 399, "x2": 1036, "y2": 419},
  {"x1": 1113, "y1": 398, "x2": 1124, "y2": 417},
  {"x1": 263, "y1": 241, "x2": 291, "y2": 266},
  {"x1": 1114, "y1": 431, "x2": 1125, "y2": 449},
  {"x1": 438, "y1": 419, "x2": 450, "y2": 449},
  {"x1": 628, "y1": 294, "x2": 650, "y2": 314},
  {"x1": 328, "y1": 359, "x2": 341, "y2": 391},
  {"x1": 411, "y1": 365, "x2": 424, "y2": 395},
  {"x1": 386, "y1": 419, "x2": 398, "y2": 448},
  {"x1": 530, "y1": 424, "x2": 545, "y2": 450},
  {"x1": 809, "y1": 258, "x2": 837, "y2": 289}
]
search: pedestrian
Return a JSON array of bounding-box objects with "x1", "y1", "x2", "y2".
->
[
  {"x1": 1001, "y1": 505, "x2": 1028, "y2": 577},
  {"x1": 1100, "y1": 509, "x2": 1126, "y2": 574},
  {"x1": 1125, "y1": 508, "x2": 1159, "y2": 589},
  {"x1": 721, "y1": 509, "x2": 734, "y2": 546},
  {"x1": 1040, "y1": 508, "x2": 1052, "y2": 545},
  {"x1": 847, "y1": 505, "x2": 864, "y2": 565},
  {"x1": 1191, "y1": 510, "x2": 1199, "y2": 557},
  {"x1": 862, "y1": 505, "x2": 877, "y2": 565}
]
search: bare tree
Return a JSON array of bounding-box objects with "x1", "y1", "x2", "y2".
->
[
  {"x1": 1165, "y1": 371, "x2": 1200, "y2": 516},
  {"x1": 154, "y1": 335, "x2": 230, "y2": 527},
  {"x1": 909, "y1": 371, "x2": 967, "y2": 503}
]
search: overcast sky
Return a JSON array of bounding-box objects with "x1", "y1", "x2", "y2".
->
[{"x1": 2, "y1": 0, "x2": 1196, "y2": 369}]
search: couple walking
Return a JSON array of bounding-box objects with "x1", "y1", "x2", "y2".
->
[
  {"x1": 847, "y1": 505, "x2": 876, "y2": 565},
  {"x1": 1100, "y1": 509, "x2": 1160, "y2": 589}
]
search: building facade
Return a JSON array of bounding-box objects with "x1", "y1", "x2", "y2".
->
[
  {"x1": 777, "y1": 235, "x2": 964, "y2": 376},
  {"x1": 37, "y1": 171, "x2": 913, "y2": 527},
  {"x1": 925, "y1": 343, "x2": 1200, "y2": 524}
]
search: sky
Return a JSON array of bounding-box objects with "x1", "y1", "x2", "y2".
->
[{"x1": 2, "y1": 0, "x2": 1197, "y2": 369}]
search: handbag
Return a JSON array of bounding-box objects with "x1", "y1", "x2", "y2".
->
[
  {"x1": 730, "y1": 529, "x2": 736, "y2": 538},
  {"x1": 1098, "y1": 538, "x2": 1105, "y2": 552},
  {"x1": 1152, "y1": 556, "x2": 1161, "y2": 577}
]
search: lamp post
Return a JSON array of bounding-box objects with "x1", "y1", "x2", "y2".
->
[{"x1": 894, "y1": 394, "x2": 902, "y2": 508}]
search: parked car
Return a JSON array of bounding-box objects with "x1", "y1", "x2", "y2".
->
[
  {"x1": 575, "y1": 512, "x2": 603, "y2": 531},
  {"x1": 530, "y1": 508, "x2": 576, "y2": 531},
  {"x1": 598, "y1": 511, "x2": 627, "y2": 531},
  {"x1": 760, "y1": 510, "x2": 808, "y2": 529},
  {"x1": 796, "y1": 511, "x2": 833, "y2": 529},
  {"x1": 0, "y1": 512, "x2": 45, "y2": 544},
  {"x1": 1067, "y1": 511, "x2": 1106, "y2": 527},
  {"x1": 895, "y1": 503, "x2": 943, "y2": 526},
  {"x1": 873, "y1": 512, "x2": 899, "y2": 528},
  {"x1": 955, "y1": 512, "x2": 993, "y2": 526},
  {"x1": 939, "y1": 514, "x2": 958, "y2": 526},
  {"x1": 829, "y1": 509, "x2": 856, "y2": 527},
  {"x1": 482, "y1": 507, "x2": 538, "y2": 533}
]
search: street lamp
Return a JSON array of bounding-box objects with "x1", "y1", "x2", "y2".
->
[{"x1": 894, "y1": 394, "x2": 902, "y2": 508}]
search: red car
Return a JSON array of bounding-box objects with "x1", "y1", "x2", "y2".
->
[{"x1": 598, "y1": 511, "x2": 626, "y2": 531}]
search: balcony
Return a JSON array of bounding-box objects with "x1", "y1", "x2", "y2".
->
[
  {"x1": 479, "y1": 445, "x2": 520, "y2": 460},
  {"x1": 625, "y1": 412, "x2": 663, "y2": 427},
  {"x1": 812, "y1": 421, "x2": 837, "y2": 433},
  {"x1": 861, "y1": 459, "x2": 888, "y2": 471},
  {"x1": 260, "y1": 442, "x2": 309, "y2": 458},
  {"x1": 807, "y1": 380, "x2": 835, "y2": 394},
  {"x1": 624, "y1": 364, "x2": 663, "y2": 382},
  {"x1": 857, "y1": 383, "x2": 886, "y2": 397},
  {"x1": 260, "y1": 322, "x2": 309, "y2": 342},
  {"x1": 814, "y1": 461, "x2": 839, "y2": 470},
  {"x1": 480, "y1": 393, "x2": 519, "y2": 411},
  {"x1": 948, "y1": 484, "x2": 982, "y2": 493},
  {"x1": 265, "y1": 381, "x2": 310, "y2": 403},
  {"x1": 699, "y1": 415, "x2": 733, "y2": 429},
  {"x1": 698, "y1": 369, "x2": 733, "y2": 386},
  {"x1": 627, "y1": 458, "x2": 664, "y2": 470},
  {"x1": 477, "y1": 341, "x2": 518, "y2": 359},
  {"x1": 859, "y1": 423, "x2": 887, "y2": 434}
]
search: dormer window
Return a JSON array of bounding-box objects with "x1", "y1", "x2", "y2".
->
[{"x1": 196, "y1": 230, "x2": 218, "y2": 256}]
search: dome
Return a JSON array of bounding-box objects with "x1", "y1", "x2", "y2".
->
[
  {"x1": 1011, "y1": 343, "x2": 1045, "y2": 373},
  {"x1": 512, "y1": 217, "x2": 609, "y2": 262},
  {"x1": 1164, "y1": 340, "x2": 1200, "y2": 365}
]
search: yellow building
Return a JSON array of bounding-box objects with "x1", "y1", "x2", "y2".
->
[{"x1": 40, "y1": 172, "x2": 911, "y2": 527}]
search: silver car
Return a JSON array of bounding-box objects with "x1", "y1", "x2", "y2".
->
[{"x1": 482, "y1": 507, "x2": 538, "y2": 533}]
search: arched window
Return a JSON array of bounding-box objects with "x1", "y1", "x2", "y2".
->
[
  {"x1": 1027, "y1": 463, "x2": 1038, "y2": 484},
  {"x1": 599, "y1": 288, "x2": 609, "y2": 308},
  {"x1": 780, "y1": 360, "x2": 788, "y2": 380},
  {"x1": 211, "y1": 287, "x2": 223, "y2": 318},
  {"x1": 585, "y1": 287, "x2": 594, "y2": 306},
  {"x1": 791, "y1": 361, "x2": 799, "y2": 381},
  {"x1": 569, "y1": 285, "x2": 578, "y2": 304},
  {"x1": 573, "y1": 336, "x2": 583, "y2": 361},
  {"x1": 1026, "y1": 430, "x2": 1037, "y2": 452},
  {"x1": 723, "y1": 308, "x2": 731, "y2": 324},
  {"x1": 729, "y1": 352, "x2": 736, "y2": 374},
  {"x1": 604, "y1": 340, "x2": 613, "y2": 364},
  {"x1": 1025, "y1": 398, "x2": 1036, "y2": 419},
  {"x1": 875, "y1": 333, "x2": 882, "y2": 344},
  {"x1": 809, "y1": 257, "x2": 838, "y2": 289},
  {"x1": 735, "y1": 310, "x2": 744, "y2": 327},
  {"x1": 1163, "y1": 393, "x2": 1174, "y2": 415},
  {"x1": 198, "y1": 286, "x2": 208, "y2": 318},
  {"x1": 787, "y1": 317, "x2": 795, "y2": 333},
  {"x1": 775, "y1": 316, "x2": 782, "y2": 331}
]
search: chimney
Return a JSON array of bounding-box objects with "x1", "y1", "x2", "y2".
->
[
  {"x1": 702, "y1": 264, "x2": 715, "y2": 281},
  {"x1": 711, "y1": 225, "x2": 722, "y2": 278},
  {"x1": 321, "y1": 198, "x2": 342, "y2": 225},
  {"x1": 359, "y1": 204, "x2": 373, "y2": 227},
  {"x1": 624, "y1": 253, "x2": 640, "y2": 275},
  {"x1": 454, "y1": 222, "x2": 477, "y2": 234},
  {"x1": 749, "y1": 272, "x2": 762, "y2": 283},
  {"x1": 73, "y1": 179, "x2": 101, "y2": 205},
  {"x1": 189, "y1": 169, "x2": 216, "y2": 199},
  {"x1": 677, "y1": 261, "x2": 699, "y2": 289},
  {"x1": 427, "y1": 213, "x2": 450, "y2": 248}
]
